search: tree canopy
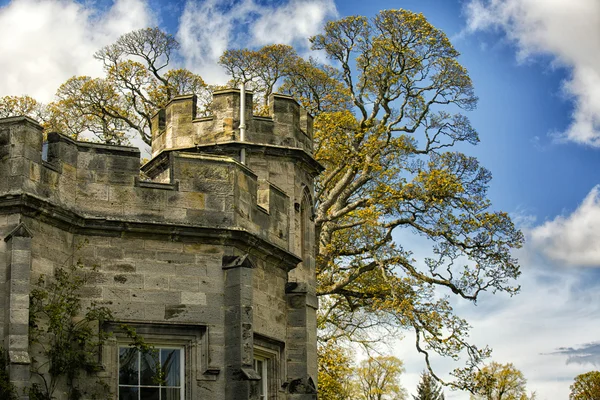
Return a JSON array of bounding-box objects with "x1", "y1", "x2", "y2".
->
[
  {"x1": 570, "y1": 371, "x2": 600, "y2": 400},
  {"x1": 2, "y1": 9, "x2": 524, "y2": 389},
  {"x1": 356, "y1": 355, "x2": 407, "y2": 400},
  {"x1": 317, "y1": 339, "x2": 355, "y2": 400},
  {"x1": 222, "y1": 9, "x2": 523, "y2": 386},
  {"x1": 470, "y1": 362, "x2": 535, "y2": 400},
  {"x1": 1, "y1": 28, "x2": 210, "y2": 145}
]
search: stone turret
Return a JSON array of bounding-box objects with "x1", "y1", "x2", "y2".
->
[{"x1": 0, "y1": 90, "x2": 321, "y2": 399}]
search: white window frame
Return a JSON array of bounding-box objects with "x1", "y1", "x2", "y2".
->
[
  {"x1": 118, "y1": 345, "x2": 185, "y2": 400},
  {"x1": 254, "y1": 354, "x2": 269, "y2": 400},
  {"x1": 253, "y1": 339, "x2": 284, "y2": 400},
  {"x1": 102, "y1": 323, "x2": 212, "y2": 400}
]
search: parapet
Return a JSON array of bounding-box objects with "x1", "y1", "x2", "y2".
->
[
  {"x1": 150, "y1": 89, "x2": 314, "y2": 158},
  {"x1": 0, "y1": 116, "x2": 296, "y2": 262}
]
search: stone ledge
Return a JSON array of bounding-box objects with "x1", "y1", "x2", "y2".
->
[{"x1": 0, "y1": 193, "x2": 301, "y2": 271}]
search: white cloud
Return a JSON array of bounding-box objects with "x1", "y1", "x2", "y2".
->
[
  {"x1": 251, "y1": 0, "x2": 337, "y2": 47},
  {"x1": 176, "y1": 0, "x2": 337, "y2": 83},
  {"x1": 464, "y1": 0, "x2": 600, "y2": 147},
  {"x1": 0, "y1": 0, "x2": 156, "y2": 102},
  {"x1": 529, "y1": 185, "x2": 600, "y2": 267}
]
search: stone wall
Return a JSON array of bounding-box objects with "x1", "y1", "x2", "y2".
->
[{"x1": 0, "y1": 87, "x2": 319, "y2": 399}]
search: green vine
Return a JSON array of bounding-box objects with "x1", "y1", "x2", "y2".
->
[
  {"x1": 27, "y1": 246, "x2": 162, "y2": 400},
  {"x1": 28, "y1": 260, "x2": 113, "y2": 400},
  {"x1": 0, "y1": 348, "x2": 18, "y2": 400}
]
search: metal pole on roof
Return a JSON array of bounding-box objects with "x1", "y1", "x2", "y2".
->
[{"x1": 239, "y1": 82, "x2": 247, "y2": 165}]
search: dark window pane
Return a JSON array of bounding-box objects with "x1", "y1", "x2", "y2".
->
[
  {"x1": 161, "y1": 388, "x2": 181, "y2": 400},
  {"x1": 120, "y1": 348, "x2": 139, "y2": 386},
  {"x1": 119, "y1": 386, "x2": 139, "y2": 400},
  {"x1": 140, "y1": 387, "x2": 160, "y2": 400},
  {"x1": 161, "y1": 349, "x2": 180, "y2": 387},
  {"x1": 140, "y1": 349, "x2": 159, "y2": 385}
]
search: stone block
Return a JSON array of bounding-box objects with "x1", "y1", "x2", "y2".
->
[
  {"x1": 9, "y1": 294, "x2": 28, "y2": 310},
  {"x1": 145, "y1": 275, "x2": 169, "y2": 290},
  {"x1": 7, "y1": 334, "x2": 28, "y2": 350},
  {"x1": 8, "y1": 309, "x2": 28, "y2": 325},
  {"x1": 131, "y1": 290, "x2": 181, "y2": 304},
  {"x1": 111, "y1": 273, "x2": 144, "y2": 289},
  {"x1": 8, "y1": 323, "x2": 28, "y2": 336},
  {"x1": 170, "y1": 276, "x2": 199, "y2": 291},
  {"x1": 103, "y1": 286, "x2": 131, "y2": 301},
  {"x1": 103, "y1": 262, "x2": 136, "y2": 273},
  {"x1": 155, "y1": 251, "x2": 195, "y2": 264},
  {"x1": 174, "y1": 264, "x2": 208, "y2": 277},
  {"x1": 181, "y1": 291, "x2": 207, "y2": 305}
]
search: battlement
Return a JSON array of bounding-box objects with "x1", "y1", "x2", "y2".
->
[
  {"x1": 0, "y1": 115, "x2": 293, "y2": 257},
  {"x1": 151, "y1": 89, "x2": 314, "y2": 158}
]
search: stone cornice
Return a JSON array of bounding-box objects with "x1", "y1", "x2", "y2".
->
[
  {"x1": 142, "y1": 142, "x2": 324, "y2": 177},
  {"x1": 0, "y1": 193, "x2": 301, "y2": 271}
]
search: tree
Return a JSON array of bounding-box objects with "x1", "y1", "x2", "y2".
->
[
  {"x1": 220, "y1": 9, "x2": 523, "y2": 387},
  {"x1": 220, "y1": 44, "x2": 298, "y2": 110},
  {"x1": 569, "y1": 371, "x2": 600, "y2": 400},
  {"x1": 318, "y1": 339, "x2": 355, "y2": 400},
  {"x1": 0, "y1": 95, "x2": 48, "y2": 122},
  {"x1": 414, "y1": 371, "x2": 445, "y2": 400},
  {"x1": 470, "y1": 362, "x2": 535, "y2": 400},
  {"x1": 1, "y1": 28, "x2": 211, "y2": 145},
  {"x1": 356, "y1": 355, "x2": 406, "y2": 400}
]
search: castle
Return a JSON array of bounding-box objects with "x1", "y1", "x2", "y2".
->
[{"x1": 0, "y1": 89, "x2": 321, "y2": 399}]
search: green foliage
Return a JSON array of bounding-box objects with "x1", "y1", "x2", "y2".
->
[
  {"x1": 28, "y1": 260, "x2": 113, "y2": 400},
  {"x1": 569, "y1": 371, "x2": 600, "y2": 400},
  {"x1": 318, "y1": 339, "x2": 355, "y2": 400},
  {"x1": 413, "y1": 371, "x2": 444, "y2": 400},
  {"x1": 0, "y1": 348, "x2": 18, "y2": 400},
  {"x1": 470, "y1": 362, "x2": 535, "y2": 400}
]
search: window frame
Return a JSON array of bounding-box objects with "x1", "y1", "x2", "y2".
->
[
  {"x1": 253, "y1": 355, "x2": 268, "y2": 400},
  {"x1": 253, "y1": 335, "x2": 285, "y2": 400},
  {"x1": 102, "y1": 322, "x2": 212, "y2": 400},
  {"x1": 118, "y1": 345, "x2": 185, "y2": 400}
]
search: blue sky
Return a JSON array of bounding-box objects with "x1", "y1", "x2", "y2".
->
[{"x1": 1, "y1": 0, "x2": 599, "y2": 398}]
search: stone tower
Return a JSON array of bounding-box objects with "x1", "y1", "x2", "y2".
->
[{"x1": 0, "y1": 89, "x2": 321, "y2": 399}]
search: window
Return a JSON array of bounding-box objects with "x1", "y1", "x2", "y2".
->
[
  {"x1": 254, "y1": 355, "x2": 268, "y2": 400},
  {"x1": 253, "y1": 338, "x2": 284, "y2": 400},
  {"x1": 118, "y1": 346, "x2": 184, "y2": 400}
]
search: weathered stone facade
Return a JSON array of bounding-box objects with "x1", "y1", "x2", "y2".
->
[{"x1": 0, "y1": 89, "x2": 321, "y2": 399}]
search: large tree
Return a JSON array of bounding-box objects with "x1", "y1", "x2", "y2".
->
[
  {"x1": 221, "y1": 9, "x2": 523, "y2": 388},
  {"x1": 569, "y1": 371, "x2": 600, "y2": 400}
]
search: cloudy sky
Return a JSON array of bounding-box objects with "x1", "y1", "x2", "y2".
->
[{"x1": 1, "y1": 0, "x2": 600, "y2": 398}]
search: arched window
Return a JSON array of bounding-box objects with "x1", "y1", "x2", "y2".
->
[{"x1": 299, "y1": 189, "x2": 313, "y2": 266}]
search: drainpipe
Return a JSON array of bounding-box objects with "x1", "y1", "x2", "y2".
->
[{"x1": 239, "y1": 82, "x2": 246, "y2": 165}]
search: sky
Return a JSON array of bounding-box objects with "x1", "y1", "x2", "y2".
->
[{"x1": 1, "y1": 0, "x2": 599, "y2": 398}]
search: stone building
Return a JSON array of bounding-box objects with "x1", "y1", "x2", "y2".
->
[{"x1": 0, "y1": 89, "x2": 321, "y2": 399}]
